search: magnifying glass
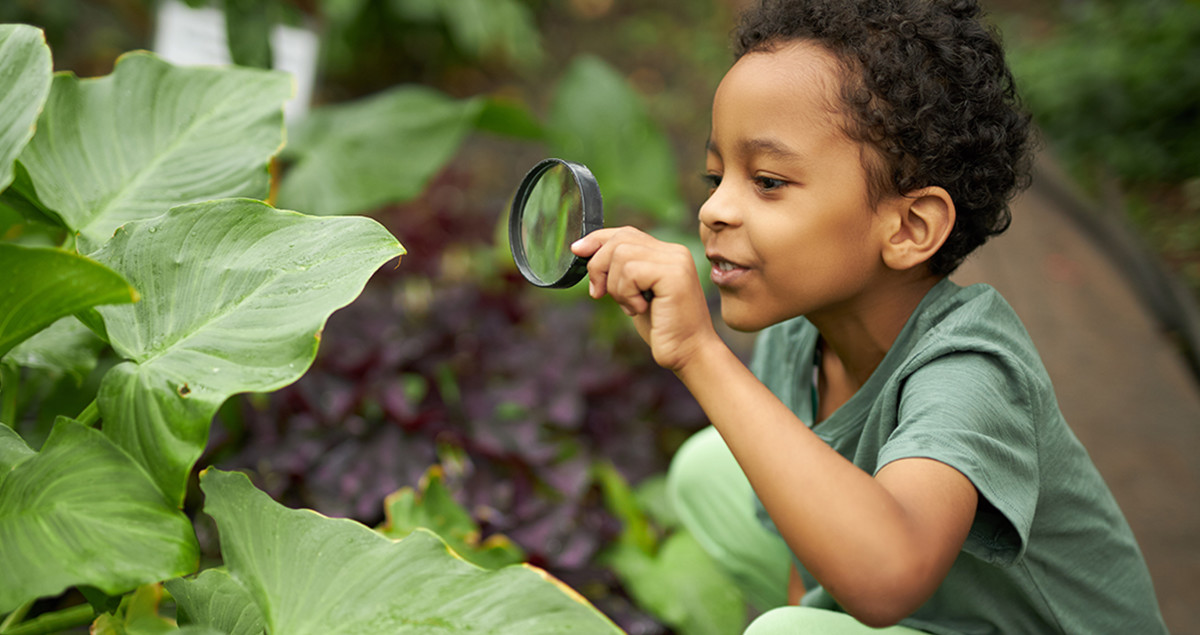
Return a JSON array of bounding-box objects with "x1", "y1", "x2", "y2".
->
[{"x1": 508, "y1": 157, "x2": 653, "y2": 300}]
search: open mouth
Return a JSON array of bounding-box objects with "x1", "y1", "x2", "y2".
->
[{"x1": 708, "y1": 256, "x2": 751, "y2": 286}]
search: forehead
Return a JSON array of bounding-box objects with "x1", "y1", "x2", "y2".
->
[{"x1": 710, "y1": 41, "x2": 850, "y2": 150}]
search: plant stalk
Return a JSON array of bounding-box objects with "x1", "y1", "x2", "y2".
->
[
  {"x1": 0, "y1": 604, "x2": 93, "y2": 635},
  {"x1": 77, "y1": 400, "x2": 100, "y2": 427}
]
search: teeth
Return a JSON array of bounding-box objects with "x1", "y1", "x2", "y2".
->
[{"x1": 716, "y1": 261, "x2": 736, "y2": 272}]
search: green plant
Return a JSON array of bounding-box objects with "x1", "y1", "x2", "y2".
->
[
  {"x1": 594, "y1": 463, "x2": 746, "y2": 635},
  {"x1": 0, "y1": 23, "x2": 620, "y2": 633},
  {"x1": 1009, "y1": 0, "x2": 1200, "y2": 186},
  {"x1": 1007, "y1": 0, "x2": 1200, "y2": 298},
  {"x1": 207, "y1": 0, "x2": 545, "y2": 90}
]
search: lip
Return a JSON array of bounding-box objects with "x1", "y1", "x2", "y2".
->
[{"x1": 707, "y1": 252, "x2": 752, "y2": 287}]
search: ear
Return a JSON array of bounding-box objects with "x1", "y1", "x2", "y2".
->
[{"x1": 879, "y1": 186, "x2": 955, "y2": 272}]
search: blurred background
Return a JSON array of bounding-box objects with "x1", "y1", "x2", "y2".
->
[{"x1": 4, "y1": 0, "x2": 1197, "y2": 632}]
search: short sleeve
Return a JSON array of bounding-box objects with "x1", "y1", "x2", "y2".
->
[{"x1": 877, "y1": 351, "x2": 1039, "y2": 566}]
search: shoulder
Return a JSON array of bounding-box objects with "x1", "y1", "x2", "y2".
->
[{"x1": 901, "y1": 281, "x2": 1048, "y2": 391}]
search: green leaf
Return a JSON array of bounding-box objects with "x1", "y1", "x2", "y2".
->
[
  {"x1": 631, "y1": 474, "x2": 680, "y2": 529},
  {"x1": 223, "y1": 0, "x2": 273, "y2": 69},
  {"x1": 593, "y1": 461, "x2": 655, "y2": 554},
  {"x1": 90, "y1": 581, "x2": 228, "y2": 635},
  {"x1": 596, "y1": 464, "x2": 745, "y2": 635},
  {"x1": 17, "y1": 51, "x2": 291, "y2": 246},
  {"x1": 476, "y1": 97, "x2": 544, "y2": 141},
  {"x1": 200, "y1": 468, "x2": 623, "y2": 634},
  {"x1": 549, "y1": 55, "x2": 685, "y2": 224},
  {"x1": 0, "y1": 24, "x2": 52, "y2": 192},
  {"x1": 377, "y1": 465, "x2": 526, "y2": 570},
  {"x1": 4, "y1": 316, "x2": 105, "y2": 383},
  {"x1": 167, "y1": 569, "x2": 265, "y2": 635},
  {"x1": 277, "y1": 86, "x2": 484, "y2": 216},
  {"x1": 0, "y1": 420, "x2": 199, "y2": 614},
  {"x1": 75, "y1": 306, "x2": 111, "y2": 343},
  {"x1": 0, "y1": 243, "x2": 136, "y2": 360},
  {"x1": 607, "y1": 531, "x2": 745, "y2": 635},
  {"x1": 0, "y1": 160, "x2": 64, "y2": 230},
  {"x1": 0, "y1": 424, "x2": 35, "y2": 482},
  {"x1": 387, "y1": 0, "x2": 543, "y2": 68},
  {"x1": 91, "y1": 199, "x2": 403, "y2": 505},
  {"x1": 91, "y1": 584, "x2": 177, "y2": 635}
]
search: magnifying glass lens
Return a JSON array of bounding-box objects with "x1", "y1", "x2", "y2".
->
[
  {"x1": 520, "y1": 163, "x2": 583, "y2": 285},
  {"x1": 509, "y1": 158, "x2": 655, "y2": 301}
]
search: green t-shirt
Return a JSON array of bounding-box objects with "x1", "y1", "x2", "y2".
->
[{"x1": 750, "y1": 278, "x2": 1167, "y2": 634}]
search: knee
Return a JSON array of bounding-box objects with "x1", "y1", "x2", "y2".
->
[
  {"x1": 744, "y1": 607, "x2": 852, "y2": 634},
  {"x1": 744, "y1": 607, "x2": 796, "y2": 634}
]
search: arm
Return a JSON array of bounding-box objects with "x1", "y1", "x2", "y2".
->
[
  {"x1": 678, "y1": 341, "x2": 976, "y2": 625},
  {"x1": 574, "y1": 228, "x2": 978, "y2": 626},
  {"x1": 788, "y1": 563, "x2": 805, "y2": 605}
]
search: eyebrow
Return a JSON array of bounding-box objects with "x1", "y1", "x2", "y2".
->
[{"x1": 706, "y1": 137, "x2": 803, "y2": 161}]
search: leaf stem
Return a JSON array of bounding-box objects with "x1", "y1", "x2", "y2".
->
[
  {"x1": 77, "y1": 400, "x2": 100, "y2": 427},
  {"x1": 0, "y1": 605, "x2": 94, "y2": 635},
  {"x1": 0, "y1": 601, "x2": 33, "y2": 632}
]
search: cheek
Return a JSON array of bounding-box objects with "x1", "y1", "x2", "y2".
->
[{"x1": 760, "y1": 212, "x2": 877, "y2": 285}]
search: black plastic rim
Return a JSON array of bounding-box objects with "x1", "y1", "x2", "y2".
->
[{"x1": 508, "y1": 158, "x2": 604, "y2": 289}]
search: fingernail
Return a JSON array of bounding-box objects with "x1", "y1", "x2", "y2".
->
[{"x1": 588, "y1": 281, "x2": 596, "y2": 297}]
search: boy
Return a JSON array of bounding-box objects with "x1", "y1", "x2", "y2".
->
[{"x1": 570, "y1": 0, "x2": 1168, "y2": 632}]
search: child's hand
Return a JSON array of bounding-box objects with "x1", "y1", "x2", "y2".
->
[{"x1": 571, "y1": 227, "x2": 720, "y2": 371}]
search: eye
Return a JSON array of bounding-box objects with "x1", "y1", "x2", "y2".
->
[
  {"x1": 754, "y1": 175, "x2": 786, "y2": 192},
  {"x1": 701, "y1": 172, "x2": 722, "y2": 192}
]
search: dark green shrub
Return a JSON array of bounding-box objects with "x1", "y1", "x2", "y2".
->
[{"x1": 1009, "y1": 0, "x2": 1200, "y2": 186}]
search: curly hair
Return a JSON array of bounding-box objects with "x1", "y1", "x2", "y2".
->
[{"x1": 734, "y1": 0, "x2": 1034, "y2": 275}]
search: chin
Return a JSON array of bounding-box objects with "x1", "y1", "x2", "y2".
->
[
  {"x1": 719, "y1": 292, "x2": 800, "y2": 333},
  {"x1": 719, "y1": 302, "x2": 772, "y2": 333}
]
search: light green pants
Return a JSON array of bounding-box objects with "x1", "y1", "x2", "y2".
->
[{"x1": 666, "y1": 426, "x2": 925, "y2": 634}]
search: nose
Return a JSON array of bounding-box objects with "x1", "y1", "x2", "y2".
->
[{"x1": 698, "y1": 180, "x2": 740, "y2": 231}]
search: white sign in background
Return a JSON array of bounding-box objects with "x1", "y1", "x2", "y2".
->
[{"x1": 153, "y1": 0, "x2": 319, "y2": 125}]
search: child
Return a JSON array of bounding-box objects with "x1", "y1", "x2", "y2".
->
[{"x1": 570, "y1": 0, "x2": 1168, "y2": 632}]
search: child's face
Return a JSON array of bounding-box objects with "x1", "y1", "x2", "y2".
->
[{"x1": 701, "y1": 40, "x2": 893, "y2": 332}]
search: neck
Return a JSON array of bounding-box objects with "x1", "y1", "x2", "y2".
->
[{"x1": 809, "y1": 273, "x2": 943, "y2": 391}]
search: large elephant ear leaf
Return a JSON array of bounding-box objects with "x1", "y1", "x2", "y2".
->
[
  {"x1": 91, "y1": 199, "x2": 403, "y2": 505},
  {"x1": 17, "y1": 52, "x2": 291, "y2": 247},
  {"x1": 199, "y1": 468, "x2": 623, "y2": 634},
  {"x1": 276, "y1": 86, "x2": 485, "y2": 217},
  {"x1": 0, "y1": 243, "x2": 136, "y2": 360},
  {"x1": 166, "y1": 569, "x2": 265, "y2": 635},
  {"x1": 0, "y1": 24, "x2": 52, "y2": 193},
  {"x1": 0, "y1": 420, "x2": 198, "y2": 614},
  {"x1": 0, "y1": 425, "x2": 35, "y2": 484}
]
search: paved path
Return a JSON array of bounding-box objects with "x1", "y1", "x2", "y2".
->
[{"x1": 953, "y1": 158, "x2": 1200, "y2": 633}]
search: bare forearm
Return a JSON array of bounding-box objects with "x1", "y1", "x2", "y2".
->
[{"x1": 675, "y1": 340, "x2": 969, "y2": 624}]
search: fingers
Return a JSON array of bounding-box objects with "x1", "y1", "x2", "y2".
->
[
  {"x1": 572, "y1": 227, "x2": 680, "y2": 316},
  {"x1": 570, "y1": 228, "x2": 619, "y2": 300},
  {"x1": 605, "y1": 242, "x2": 659, "y2": 315}
]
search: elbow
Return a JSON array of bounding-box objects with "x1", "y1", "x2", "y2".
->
[
  {"x1": 844, "y1": 603, "x2": 912, "y2": 629},
  {"x1": 826, "y1": 560, "x2": 935, "y2": 628}
]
